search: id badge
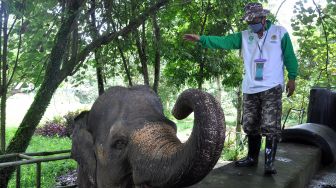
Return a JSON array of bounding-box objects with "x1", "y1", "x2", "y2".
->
[{"x1": 254, "y1": 58, "x2": 266, "y2": 81}]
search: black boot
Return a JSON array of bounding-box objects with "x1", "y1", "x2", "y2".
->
[
  {"x1": 264, "y1": 136, "x2": 278, "y2": 175},
  {"x1": 235, "y1": 135, "x2": 262, "y2": 167}
]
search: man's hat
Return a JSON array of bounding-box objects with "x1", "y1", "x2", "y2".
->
[{"x1": 242, "y1": 3, "x2": 270, "y2": 22}]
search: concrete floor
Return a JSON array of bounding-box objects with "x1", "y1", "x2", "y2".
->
[{"x1": 190, "y1": 143, "x2": 321, "y2": 188}]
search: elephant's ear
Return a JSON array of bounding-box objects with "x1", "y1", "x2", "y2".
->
[{"x1": 71, "y1": 111, "x2": 96, "y2": 187}]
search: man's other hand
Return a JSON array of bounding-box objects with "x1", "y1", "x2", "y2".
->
[
  {"x1": 183, "y1": 34, "x2": 200, "y2": 42},
  {"x1": 286, "y1": 80, "x2": 295, "y2": 97}
]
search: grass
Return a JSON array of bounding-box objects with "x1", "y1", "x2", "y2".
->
[{"x1": 5, "y1": 128, "x2": 76, "y2": 188}]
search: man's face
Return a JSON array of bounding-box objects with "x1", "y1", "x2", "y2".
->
[
  {"x1": 247, "y1": 17, "x2": 265, "y2": 25},
  {"x1": 246, "y1": 17, "x2": 266, "y2": 33}
]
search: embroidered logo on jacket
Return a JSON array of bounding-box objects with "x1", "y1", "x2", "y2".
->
[
  {"x1": 248, "y1": 35, "x2": 254, "y2": 44},
  {"x1": 270, "y1": 35, "x2": 277, "y2": 43}
]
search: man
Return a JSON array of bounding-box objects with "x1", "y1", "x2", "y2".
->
[{"x1": 183, "y1": 2, "x2": 298, "y2": 175}]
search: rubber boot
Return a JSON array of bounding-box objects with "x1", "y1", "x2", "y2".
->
[
  {"x1": 235, "y1": 135, "x2": 262, "y2": 167},
  {"x1": 264, "y1": 136, "x2": 278, "y2": 175}
]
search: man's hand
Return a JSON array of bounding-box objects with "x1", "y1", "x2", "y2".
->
[
  {"x1": 183, "y1": 34, "x2": 200, "y2": 42},
  {"x1": 286, "y1": 80, "x2": 296, "y2": 97}
]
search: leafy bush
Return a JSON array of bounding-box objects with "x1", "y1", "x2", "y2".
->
[
  {"x1": 63, "y1": 109, "x2": 83, "y2": 137},
  {"x1": 35, "y1": 121, "x2": 67, "y2": 137},
  {"x1": 35, "y1": 110, "x2": 85, "y2": 137}
]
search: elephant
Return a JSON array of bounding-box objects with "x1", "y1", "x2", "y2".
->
[{"x1": 71, "y1": 85, "x2": 225, "y2": 188}]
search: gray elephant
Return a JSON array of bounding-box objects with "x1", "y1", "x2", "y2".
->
[{"x1": 71, "y1": 85, "x2": 225, "y2": 188}]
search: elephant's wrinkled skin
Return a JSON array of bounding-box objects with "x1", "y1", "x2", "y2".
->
[{"x1": 71, "y1": 85, "x2": 225, "y2": 188}]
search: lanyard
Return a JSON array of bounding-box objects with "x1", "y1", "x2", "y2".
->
[{"x1": 256, "y1": 30, "x2": 269, "y2": 59}]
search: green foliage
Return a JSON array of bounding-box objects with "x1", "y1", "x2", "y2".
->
[
  {"x1": 282, "y1": 78, "x2": 310, "y2": 127},
  {"x1": 221, "y1": 139, "x2": 241, "y2": 161},
  {"x1": 176, "y1": 120, "x2": 193, "y2": 132},
  {"x1": 292, "y1": 1, "x2": 336, "y2": 88},
  {"x1": 162, "y1": 0, "x2": 253, "y2": 90},
  {"x1": 51, "y1": 115, "x2": 65, "y2": 125},
  {"x1": 7, "y1": 0, "x2": 62, "y2": 90},
  {"x1": 282, "y1": 0, "x2": 336, "y2": 125}
]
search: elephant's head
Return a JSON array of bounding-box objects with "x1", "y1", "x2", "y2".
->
[{"x1": 71, "y1": 85, "x2": 225, "y2": 187}]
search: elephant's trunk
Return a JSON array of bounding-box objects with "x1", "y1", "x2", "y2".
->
[{"x1": 130, "y1": 89, "x2": 225, "y2": 187}]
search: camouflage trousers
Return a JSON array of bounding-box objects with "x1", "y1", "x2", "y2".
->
[{"x1": 242, "y1": 85, "x2": 282, "y2": 139}]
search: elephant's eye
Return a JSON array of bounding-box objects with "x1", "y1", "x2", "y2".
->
[{"x1": 112, "y1": 139, "x2": 128, "y2": 150}]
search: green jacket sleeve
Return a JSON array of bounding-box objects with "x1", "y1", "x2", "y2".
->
[
  {"x1": 199, "y1": 32, "x2": 242, "y2": 50},
  {"x1": 281, "y1": 33, "x2": 298, "y2": 80}
]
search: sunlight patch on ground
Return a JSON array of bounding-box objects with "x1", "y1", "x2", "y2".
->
[{"x1": 6, "y1": 91, "x2": 92, "y2": 127}]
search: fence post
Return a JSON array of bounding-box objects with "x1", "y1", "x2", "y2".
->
[
  {"x1": 0, "y1": 150, "x2": 71, "y2": 187},
  {"x1": 16, "y1": 165, "x2": 21, "y2": 188},
  {"x1": 36, "y1": 162, "x2": 41, "y2": 188}
]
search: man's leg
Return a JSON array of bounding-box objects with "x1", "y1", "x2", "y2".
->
[
  {"x1": 260, "y1": 85, "x2": 282, "y2": 175},
  {"x1": 235, "y1": 93, "x2": 262, "y2": 167}
]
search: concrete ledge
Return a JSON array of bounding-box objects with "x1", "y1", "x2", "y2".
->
[
  {"x1": 190, "y1": 143, "x2": 321, "y2": 188},
  {"x1": 282, "y1": 123, "x2": 336, "y2": 165}
]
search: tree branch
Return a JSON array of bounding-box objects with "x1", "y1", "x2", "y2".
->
[
  {"x1": 312, "y1": 0, "x2": 330, "y2": 88},
  {"x1": 275, "y1": 0, "x2": 287, "y2": 19},
  {"x1": 7, "y1": 18, "x2": 23, "y2": 87},
  {"x1": 7, "y1": 17, "x2": 17, "y2": 36},
  {"x1": 60, "y1": 0, "x2": 170, "y2": 80},
  {"x1": 152, "y1": 13, "x2": 161, "y2": 93}
]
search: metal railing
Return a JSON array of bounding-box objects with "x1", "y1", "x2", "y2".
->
[
  {"x1": 282, "y1": 107, "x2": 305, "y2": 130},
  {"x1": 0, "y1": 150, "x2": 71, "y2": 188}
]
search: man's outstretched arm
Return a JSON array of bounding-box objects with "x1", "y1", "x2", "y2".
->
[{"x1": 183, "y1": 33, "x2": 242, "y2": 50}]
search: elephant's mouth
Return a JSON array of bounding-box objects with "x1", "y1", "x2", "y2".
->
[
  {"x1": 122, "y1": 172, "x2": 153, "y2": 188},
  {"x1": 116, "y1": 172, "x2": 154, "y2": 188},
  {"x1": 107, "y1": 171, "x2": 133, "y2": 188}
]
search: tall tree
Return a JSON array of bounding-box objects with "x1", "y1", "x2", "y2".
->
[
  {"x1": 0, "y1": 0, "x2": 170, "y2": 186},
  {"x1": 292, "y1": 0, "x2": 335, "y2": 87},
  {"x1": 135, "y1": 21, "x2": 150, "y2": 85},
  {"x1": 152, "y1": 13, "x2": 161, "y2": 93},
  {"x1": 88, "y1": 0, "x2": 105, "y2": 95},
  {"x1": 0, "y1": 0, "x2": 26, "y2": 152},
  {"x1": 0, "y1": 1, "x2": 7, "y2": 152},
  {"x1": 282, "y1": 0, "x2": 336, "y2": 120}
]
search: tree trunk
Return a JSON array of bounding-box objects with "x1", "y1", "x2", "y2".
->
[
  {"x1": 110, "y1": 17, "x2": 133, "y2": 87},
  {"x1": 235, "y1": 87, "x2": 243, "y2": 147},
  {"x1": 89, "y1": 0, "x2": 105, "y2": 95},
  {"x1": 135, "y1": 22, "x2": 149, "y2": 85},
  {"x1": 197, "y1": 0, "x2": 210, "y2": 90},
  {"x1": 95, "y1": 50, "x2": 105, "y2": 95},
  {"x1": 0, "y1": 2, "x2": 8, "y2": 153},
  {"x1": 152, "y1": 13, "x2": 161, "y2": 93},
  {"x1": 215, "y1": 76, "x2": 222, "y2": 103},
  {"x1": 0, "y1": 1, "x2": 4, "y2": 153},
  {"x1": 117, "y1": 44, "x2": 133, "y2": 86}
]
